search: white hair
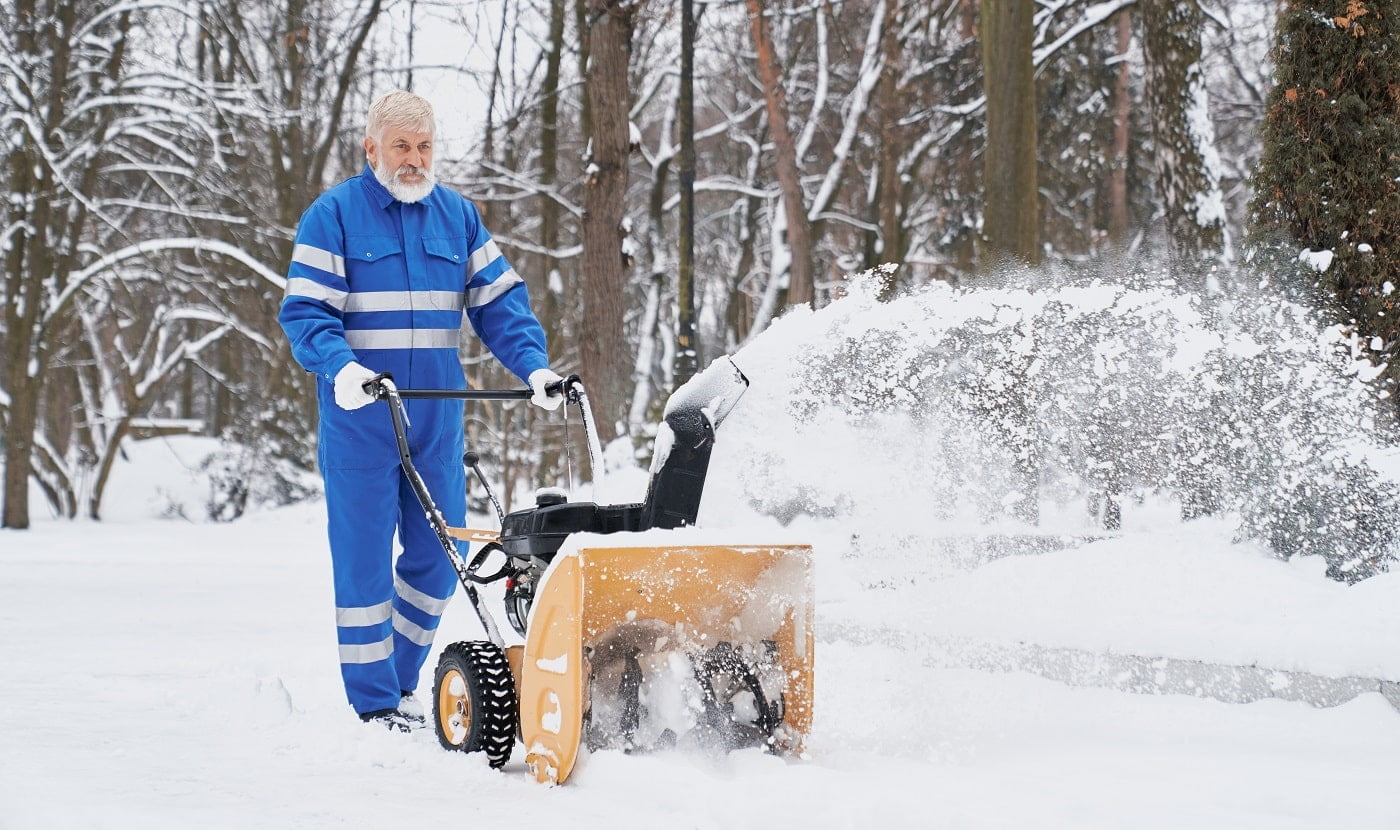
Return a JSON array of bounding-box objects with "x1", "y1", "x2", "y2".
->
[{"x1": 365, "y1": 90, "x2": 435, "y2": 142}]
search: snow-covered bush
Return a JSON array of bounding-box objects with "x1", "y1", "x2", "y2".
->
[
  {"x1": 723, "y1": 267, "x2": 1400, "y2": 581},
  {"x1": 202, "y1": 438, "x2": 321, "y2": 522}
]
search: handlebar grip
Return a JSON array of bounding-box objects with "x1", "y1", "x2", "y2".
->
[
  {"x1": 546, "y1": 374, "x2": 582, "y2": 401},
  {"x1": 362, "y1": 371, "x2": 394, "y2": 399}
]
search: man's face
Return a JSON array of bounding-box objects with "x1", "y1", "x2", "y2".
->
[{"x1": 365, "y1": 124, "x2": 435, "y2": 202}]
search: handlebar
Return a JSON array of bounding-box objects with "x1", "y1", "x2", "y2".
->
[
  {"x1": 363, "y1": 371, "x2": 602, "y2": 503},
  {"x1": 361, "y1": 372, "x2": 577, "y2": 403}
]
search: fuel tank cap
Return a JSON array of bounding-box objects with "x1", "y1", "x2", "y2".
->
[{"x1": 535, "y1": 487, "x2": 568, "y2": 507}]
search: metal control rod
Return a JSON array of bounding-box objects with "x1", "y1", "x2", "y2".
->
[{"x1": 361, "y1": 372, "x2": 592, "y2": 646}]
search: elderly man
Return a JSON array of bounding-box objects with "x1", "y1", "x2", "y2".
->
[{"x1": 279, "y1": 90, "x2": 563, "y2": 731}]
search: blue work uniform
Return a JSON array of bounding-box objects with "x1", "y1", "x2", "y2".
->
[{"x1": 279, "y1": 165, "x2": 549, "y2": 715}]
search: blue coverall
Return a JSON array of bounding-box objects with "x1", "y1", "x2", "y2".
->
[{"x1": 279, "y1": 165, "x2": 549, "y2": 716}]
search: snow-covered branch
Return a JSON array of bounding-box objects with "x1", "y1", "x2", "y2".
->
[
  {"x1": 806, "y1": 0, "x2": 886, "y2": 223},
  {"x1": 48, "y1": 238, "x2": 284, "y2": 328},
  {"x1": 1034, "y1": 0, "x2": 1137, "y2": 71}
]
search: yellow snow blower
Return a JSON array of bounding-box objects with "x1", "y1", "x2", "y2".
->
[{"x1": 365, "y1": 357, "x2": 813, "y2": 784}]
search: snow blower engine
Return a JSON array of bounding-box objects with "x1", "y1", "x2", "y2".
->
[{"x1": 364, "y1": 356, "x2": 813, "y2": 784}]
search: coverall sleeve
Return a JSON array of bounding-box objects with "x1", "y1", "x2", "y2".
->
[
  {"x1": 462, "y1": 205, "x2": 551, "y2": 383},
  {"x1": 278, "y1": 198, "x2": 359, "y2": 381}
]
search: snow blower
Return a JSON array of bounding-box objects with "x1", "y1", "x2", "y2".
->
[{"x1": 363, "y1": 357, "x2": 813, "y2": 784}]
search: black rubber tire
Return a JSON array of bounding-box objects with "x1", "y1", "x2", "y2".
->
[{"x1": 432, "y1": 640, "x2": 518, "y2": 768}]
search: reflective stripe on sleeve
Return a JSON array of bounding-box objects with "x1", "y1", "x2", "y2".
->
[
  {"x1": 292, "y1": 243, "x2": 346, "y2": 278},
  {"x1": 335, "y1": 600, "x2": 392, "y2": 628},
  {"x1": 392, "y1": 611, "x2": 436, "y2": 647},
  {"x1": 466, "y1": 239, "x2": 503, "y2": 276},
  {"x1": 396, "y1": 577, "x2": 451, "y2": 618},
  {"x1": 284, "y1": 277, "x2": 348, "y2": 310},
  {"x1": 338, "y1": 635, "x2": 393, "y2": 665},
  {"x1": 467, "y1": 270, "x2": 524, "y2": 309},
  {"x1": 343, "y1": 329, "x2": 461, "y2": 350},
  {"x1": 344, "y1": 290, "x2": 465, "y2": 313}
]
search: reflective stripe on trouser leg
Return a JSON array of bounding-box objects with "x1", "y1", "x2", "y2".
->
[
  {"x1": 392, "y1": 457, "x2": 464, "y2": 694},
  {"x1": 325, "y1": 462, "x2": 404, "y2": 715}
]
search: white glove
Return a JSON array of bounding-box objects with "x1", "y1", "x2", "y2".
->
[
  {"x1": 333, "y1": 361, "x2": 379, "y2": 411},
  {"x1": 528, "y1": 368, "x2": 566, "y2": 411}
]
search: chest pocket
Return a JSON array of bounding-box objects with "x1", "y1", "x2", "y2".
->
[
  {"x1": 344, "y1": 235, "x2": 404, "y2": 291},
  {"x1": 423, "y1": 236, "x2": 468, "y2": 268},
  {"x1": 345, "y1": 235, "x2": 404, "y2": 263}
]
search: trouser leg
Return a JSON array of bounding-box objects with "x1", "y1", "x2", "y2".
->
[
  {"x1": 324, "y1": 463, "x2": 403, "y2": 715},
  {"x1": 391, "y1": 458, "x2": 464, "y2": 694}
]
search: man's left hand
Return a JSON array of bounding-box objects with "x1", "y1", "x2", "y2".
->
[{"x1": 528, "y1": 368, "x2": 566, "y2": 411}]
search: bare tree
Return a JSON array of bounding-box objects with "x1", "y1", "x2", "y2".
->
[
  {"x1": 1109, "y1": 8, "x2": 1134, "y2": 248},
  {"x1": 0, "y1": 0, "x2": 386, "y2": 526},
  {"x1": 874, "y1": 0, "x2": 907, "y2": 301},
  {"x1": 746, "y1": 0, "x2": 815, "y2": 308},
  {"x1": 581, "y1": 0, "x2": 649, "y2": 443},
  {"x1": 0, "y1": 1, "x2": 236, "y2": 526}
]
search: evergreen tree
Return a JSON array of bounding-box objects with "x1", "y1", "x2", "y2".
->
[{"x1": 1249, "y1": 0, "x2": 1400, "y2": 395}]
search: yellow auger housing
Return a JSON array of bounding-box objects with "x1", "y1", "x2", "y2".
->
[
  {"x1": 518, "y1": 539, "x2": 814, "y2": 784},
  {"x1": 369, "y1": 357, "x2": 814, "y2": 783}
]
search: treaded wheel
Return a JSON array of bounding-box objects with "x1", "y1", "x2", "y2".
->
[{"x1": 433, "y1": 640, "x2": 518, "y2": 768}]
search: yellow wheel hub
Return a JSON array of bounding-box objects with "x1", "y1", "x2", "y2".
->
[{"x1": 437, "y1": 667, "x2": 472, "y2": 746}]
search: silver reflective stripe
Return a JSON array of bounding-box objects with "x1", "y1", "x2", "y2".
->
[
  {"x1": 284, "y1": 277, "x2": 348, "y2": 310},
  {"x1": 467, "y1": 270, "x2": 523, "y2": 309},
  {"x1": 396, "y1": 577, "x2": 451, "y2": 617},
  {"x1": 466, "y1": 239, "x2": 503, "y2": 276},
  {"x1": 292, "y1": 243, "x2": 346, "y2": 278},
  {"x1": 344, "y1": 328, "x2": 460, "y2": 350},
  {"x1": 335, "y1": 600, "x2": 392, "y2": 628},
  {"x1": 392, "y1": 611, "x2": 436, "y2": 647},
  {"x1": 344, "y1": 290, "x2": 464, "y2": 313},
  {"x1": 339, "y1": 635, "x2": 393, "y2": 665}
]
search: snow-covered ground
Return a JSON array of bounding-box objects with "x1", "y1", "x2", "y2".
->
[
  {"x1": 6, "y1": 279, "x2": 1400, "y2": 828},
  {"x1": 6, "y1": 458, "x2": 1400, "y2": 828}
]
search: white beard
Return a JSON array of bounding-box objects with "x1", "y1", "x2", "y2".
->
[{"x1": 374, "y1": 161, "x2": 436, "y2": 203}]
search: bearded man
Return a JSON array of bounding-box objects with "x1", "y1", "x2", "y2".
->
[{"x1": 278, "y1": 90, "x2": 564, "y2": 731}]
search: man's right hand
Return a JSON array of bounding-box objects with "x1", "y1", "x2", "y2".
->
[
  {"x1": 333, "y1": 362, "x2": 379, "y2": 410},
  {"x1": 528, "y1": 368, "x2": 566, "y2": 411}
]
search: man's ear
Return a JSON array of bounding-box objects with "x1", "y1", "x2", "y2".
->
[{"x1": 363, "y1": 136, "x2": 377, "y2": 167}]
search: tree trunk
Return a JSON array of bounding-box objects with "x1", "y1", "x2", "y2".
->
[
  {"x1": 675, "y1": 0, "x2": 699, "y2": 385},
  {"x1": 1109, "y1": 8, "x2": 1133, "y2": 248},
  {"x1": 540, "y1": 0, "x2": 566, "y2": 289},
  {"x1": 2, "y1": 377, "x2": 39, "y2": 529},
  {"x1": 580, "y1": 0, "x2": 643, "y2": 443},
  {"x1": 87, "y1": 417, "x2": 133, "y2": 521},
  {"x1": 2, "y1": 0, "x2": 61, "y2": 529},
  {"x1": 1140, "y1": 0, "x2": 1224, "y2": 281},
  {"x1": 577, "y1": 0, "x2": 592, "y2": 142},
  {"x1": 980, "y1": 0, "x2": 1040, "y2": 267},
  {"x1": 875, "y1": 0, "x2": 904, "y2": 302},
  {"x1": 746, "y1": 0, "x2": 815, "y2": 308}
]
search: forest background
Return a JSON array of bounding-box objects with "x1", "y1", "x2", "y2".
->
[{"x1": 2, "y1": 0, "x2": 1389, "y2": 562}]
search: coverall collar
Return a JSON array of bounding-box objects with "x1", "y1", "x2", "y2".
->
[{"x1": 359, "y1": 162, "x2": 399, "y2": 210}]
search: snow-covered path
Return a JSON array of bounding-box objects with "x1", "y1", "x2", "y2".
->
[{"x1": 4, "y1": 503, "x2": 1399, "y2": 829}]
